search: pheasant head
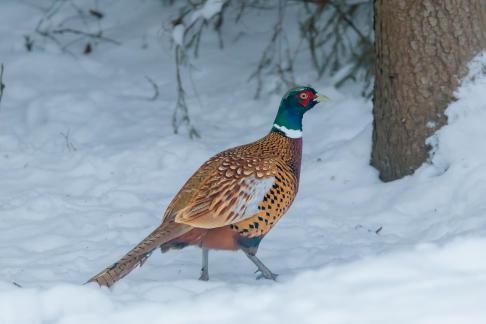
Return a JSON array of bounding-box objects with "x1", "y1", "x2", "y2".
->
[{"x1": 272, "y1": 86, "x2": 328, "y2": 138}]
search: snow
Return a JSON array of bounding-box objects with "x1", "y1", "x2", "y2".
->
[
  {"x1": 172, "y1": 24, "x2": 185, "y2": 47},
  {"x1": 190, "y1": 0, "x2": 226, "y2": 22},
  {"x1": 1, "y1": 1, "x2": 486, "y2": 323},
  {"x1": 2, "y1": 238, "x2": 486, "y2": 324}
]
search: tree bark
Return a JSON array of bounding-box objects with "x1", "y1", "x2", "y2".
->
[{"x1": 371, "y1": 0, "x2": 486, "y2": 182}]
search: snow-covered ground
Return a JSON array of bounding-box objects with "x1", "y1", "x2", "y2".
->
[{"x1": 1, "y1": 1, "x2": 486, "y2": 323}]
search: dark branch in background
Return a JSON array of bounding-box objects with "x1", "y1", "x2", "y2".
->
[
  {"x1": 43, "y1": 27, "x2": 120, "y2": 45},
  {"x1": 173, "y1": 45, "x2": 200, "y2": 139},
  {"x1": 327, "y1": 0, "x2": 373, "y2": 96},
  {"x1": 0, "y1": 64, "x2": 5, "y2": 110},
  {"x1": 328, "y1": 1, "x2": 368, "y2": 41},
  {"x1": 24, "y1": 35, "x2": 34, "y2": 51},
  {"x1": 167, "y1": 0, "x2": 373, "y2": 105},
  {"x1": 144, "y1": 76, "x2": 160, "y2": 101},
  {"x1": 300, "y1": 0, "x2": 373, "y2": 96},
  {"x1": 12, "y1": 282, "x2": 22, "y2": 288},
  {"x1": 88, "y1": 9, "x2": 104, "y2": 19},
  {"x1": 30, "y1": 0, "x2": 120, "y2": 56},
  {"x1": 60, "y1": 130, "x2": 77, "y2": 152},
  {"x1": 168, "y1": 0, "x2": 230, "y2": 138},
  {"x1": 249, "y1": 0, "x2": 297, "y2": 99},
  {"x1": 24, "y1": 0, "x2": 373, "y2": 140}
]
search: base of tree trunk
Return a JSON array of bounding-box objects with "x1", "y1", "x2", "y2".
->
[{"x1": 371, "y1": 0, "x2": 486, "y2": 182}]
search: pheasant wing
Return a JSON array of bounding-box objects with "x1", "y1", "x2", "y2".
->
[{"x1": 174, "y1": 155, "x2": 278, "y2": 228}]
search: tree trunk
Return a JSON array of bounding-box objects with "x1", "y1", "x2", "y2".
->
[{"x1": 371, "y1": 0, "x2": 486, "y2": 182}]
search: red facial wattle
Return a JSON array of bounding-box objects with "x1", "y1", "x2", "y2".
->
[{"x1": 298, "y1": 91, "x2": 315, "y2": 107}]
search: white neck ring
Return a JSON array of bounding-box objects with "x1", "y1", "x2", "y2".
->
[{"x1": 273, "y1": 124, "x2": 302, "y2": 138}]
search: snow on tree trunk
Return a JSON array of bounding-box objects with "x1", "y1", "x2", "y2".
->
[{"x1": 371, "y1": 0, "x2": 486, "y2": 181}]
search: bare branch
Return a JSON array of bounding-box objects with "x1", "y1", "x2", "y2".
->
[
  {"x1": 328, "y1": 1, "x2": 369, "y2": 43},
  {"x1": 60, "y1": 130, "x2": 77, "y2": 152},
  {"x1": 48, "y1": 28, "x2": 121, "y2": 45},
  {"x1": 163, "y1": 0, "x2": 373, "y2": 105},
  {"x1": 0, "y1": 64, "x2": 5, "y2": 110},
  {"x1": 12, "y1": 282, "x2": 22, "y2": 288},
  {"x1": 299, "y1": 0, "x2": 373, "y2": 93},
  {"x1": 32, "y1": 0, "x2": 120, "y2": 55},
  {"x1": 144, "y1": 76, "x2": 159, "y2": 101},
  {"x1": 166, "y1": 0, "x2": 232, "y2": 139},
  {"x1": 249, "y1": 1, "x2": 295, "y2": 98},
  {"x1": 173, "y1": 45, "x2": 200, "y2": 139},
  {"x1": 88, "y1": 9, "x2": 104, "y2": 19}
]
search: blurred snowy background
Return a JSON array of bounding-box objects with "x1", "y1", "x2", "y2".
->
[{"x1": 0, "y1": 1, "x2": 486, "y2": 323}]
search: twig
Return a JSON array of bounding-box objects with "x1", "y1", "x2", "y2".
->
[
  {"x1": 49, "y1": 28, "x2": 121, "y2": 45},
  {"x1": 89, "y1": 9, "x2": 104, "y2": 19},
  {"x1": 355, "y1": 224, "x2": 384, "y2": 235},
  {"x1": 328, "y1": 0, "x2": 369, "y2": 43},
  {"x1": 144, "y1": 76, "x2": 159, "y2": 101},
  {"x1": 12, "y1": 281, "x2": 22, "y2": 288},
  {"x1": 60, "y1": 130, "x2": 77, "y2": 152},
  {"x1": 249, "y1": 1, "x2": 295, "y2": 98},
  {"x1": 164, "y1": 0, "x2": 373, "y2": 100},
  {"x1": 33, "y1": 0, "x2": 120, "y2": 55},
  {"x1": 173, "y1": 45, "x2": 200, "y2": 139},
  {"x1": 0, "y1": 64, "x2": 4, "y2": 110},
  {"x1": 24, "y1": 35, "x2": 34, "y2": 51},
  {"x1": 299, "y1": 0, "x2": 372, "y2": 92}
]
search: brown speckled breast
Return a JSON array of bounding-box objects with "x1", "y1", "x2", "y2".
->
[{"x1": 229, "y1": 132, "x2": 302, "y2": 241}]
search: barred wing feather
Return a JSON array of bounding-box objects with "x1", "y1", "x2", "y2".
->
[{"x1": 175, "y1": 174, "x2": 275, "y2": 228}]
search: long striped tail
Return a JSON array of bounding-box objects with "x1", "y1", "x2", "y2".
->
[{"x1": 86, "y1": 223, "x2": 190, "y2": 287}]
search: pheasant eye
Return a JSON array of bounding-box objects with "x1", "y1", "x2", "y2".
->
[{"x1": 299, "y1": 93, "x2": 308, "y2": 99}]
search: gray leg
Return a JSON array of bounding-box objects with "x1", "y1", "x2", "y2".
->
[
  {"x1": 199, "y1": 248, "x2": 209, "y2": 281},
  {"x1": 243, "y1": 251, "x2": 278, "y2": 281}
]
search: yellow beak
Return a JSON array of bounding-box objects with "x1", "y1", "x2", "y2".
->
[{"x1": 314, "y1": 93, "x2": 329, "y2": 103}]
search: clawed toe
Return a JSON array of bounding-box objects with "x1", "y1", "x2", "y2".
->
[
  {"x1": 199, "y1": 267, "x2": 209, "y2": 281},
  {"x1": 255, "y1": 269, "x2": 278, "y2": 281},
  {"x1": 245, "y1": 251, "x2": 278, "y2": 281}
]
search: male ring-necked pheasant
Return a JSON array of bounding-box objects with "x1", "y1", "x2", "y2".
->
[{"x1": 87, "y1": 86, "x2": 327, "y2": 287}]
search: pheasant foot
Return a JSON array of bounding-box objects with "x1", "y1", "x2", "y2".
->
[{"x1": 244, "y1": 251, "x2": 278, "y2": 281}]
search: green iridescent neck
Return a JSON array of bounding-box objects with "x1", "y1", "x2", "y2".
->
[{"x1": 271, "y1": 101, "x2": 304, "y2": 138}]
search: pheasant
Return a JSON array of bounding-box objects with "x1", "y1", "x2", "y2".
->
[{"x1": 87, "y1": 86, "x2": 327, "y2": 287}]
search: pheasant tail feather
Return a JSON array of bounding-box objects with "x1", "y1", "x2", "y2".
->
[{"x1": 86, "y1": 223, "x2": 189, "y2": 287}]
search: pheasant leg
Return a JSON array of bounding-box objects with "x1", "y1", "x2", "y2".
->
[
  {"x1": 243, "y1": 251, "x2": 278, "y2": 281},
  {"x1": 199, "y1": 248, "x2": 209, "y2": 281}
]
